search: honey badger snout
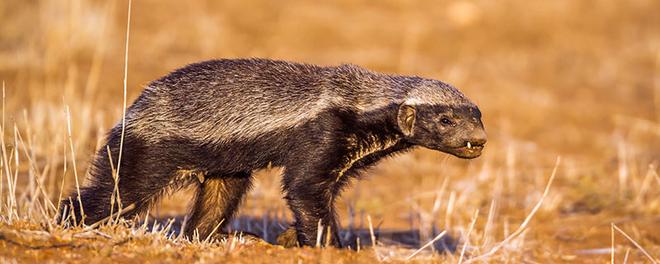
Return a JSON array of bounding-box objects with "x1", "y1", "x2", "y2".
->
[
  {"x1": 464, "y1": 127, "x2": 487, "y2": 148},
  {"x1": 453, "y1": 124, "x2": 487, "y2": 159}
]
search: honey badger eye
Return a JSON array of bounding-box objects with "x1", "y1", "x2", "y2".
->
[{"x1": 441, "y1": 117, "x2": 453, "y2": 125}]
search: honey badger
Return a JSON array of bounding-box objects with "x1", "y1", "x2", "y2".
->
[{"x1": 60, "y1": 58, "x2": 486, "y2": 247}]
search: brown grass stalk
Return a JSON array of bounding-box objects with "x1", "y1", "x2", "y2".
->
[
  {"x1": 83, "y1": 203, "x2": 136, "y2": 231},
  {"x1": 114, "y1": 0, "x2": 132, "y2": 193},
  {"x1": 65, "y1": 105, "x2": 85, "y2": 224},
  {"x1": 458, "y1": 209, "x2": 480, "y2": 264},
  {"x1": 405, "y1": 230, "x2": 447, "y2": 260},
  {"x1": 611, "y1": 223, "x2": 615, "y2": 264},
  {"x1": 465, "y1": 157, "x2": 561, "y2": 263},
  {"x1": 203, "y1": 219, "x2": 225, "y2": 243},
  {"x1": 367, "y1": 215, "x2": 380, "y2": 261},
  {"x1": 611, "y1": 223, "x2": 658, "y2": 264}
]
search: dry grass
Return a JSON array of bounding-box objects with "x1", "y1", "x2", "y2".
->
[{"x1": 1, "y1": 0, "x2": 659, "y2": 262}]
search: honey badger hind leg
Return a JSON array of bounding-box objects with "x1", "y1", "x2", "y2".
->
[
  {"x1": 184, "y1": 172, "x2": 253, "y2": 241},
  {"x1": 59, "y1": 132, "x2": 190, "y2": 226}
]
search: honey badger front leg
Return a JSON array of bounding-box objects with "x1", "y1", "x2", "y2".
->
[
  {"x1": 282, "y1": 161, "x2": 344, "y2": 247},
  {"x1": 279, "y1": 131, "x2": 407, "y2": 247}
]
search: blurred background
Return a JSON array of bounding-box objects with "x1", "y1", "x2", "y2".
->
[{"x1": 1, "y1": 0, "x2": 659, "y2": 261}]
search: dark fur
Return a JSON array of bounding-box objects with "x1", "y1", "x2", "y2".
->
[{"x1": 59, "y1": 58, "x2": 486, "y2": 247}]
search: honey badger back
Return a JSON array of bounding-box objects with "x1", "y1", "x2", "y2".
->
[{"x1": 60, "y1": 58, "x2": 486, "y2": 247}]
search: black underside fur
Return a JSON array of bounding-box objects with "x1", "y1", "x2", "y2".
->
[{"x1": 60, "y1": 103, "x2": 415, "y2": 247}]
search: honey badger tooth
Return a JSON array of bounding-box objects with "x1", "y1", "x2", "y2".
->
[{"x1": 467, "y1": 142, "x2": 472, "y2": 148}]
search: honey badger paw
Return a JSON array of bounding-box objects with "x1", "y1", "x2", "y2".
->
[
  {"x1": 206, "y1": 231, "x2": 269, "y2": 245},
  {"x1": 276, "y1": 228, "x2": 300, "y2": 248}
]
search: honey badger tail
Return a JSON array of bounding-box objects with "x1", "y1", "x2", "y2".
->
[{"x1": 59, "y1": 128, "x2": 185, "y2": 226}]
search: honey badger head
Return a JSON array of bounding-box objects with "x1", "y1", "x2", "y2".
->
[{"x1": 396, "y1": 79, "x2": 487, "y2": 159}]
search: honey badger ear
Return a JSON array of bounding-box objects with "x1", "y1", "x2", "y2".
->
[{"x1": 397, "y1": 104, "x2": 416, "y2": 136}]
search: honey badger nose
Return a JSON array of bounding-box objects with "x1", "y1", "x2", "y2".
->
[{"x1": 466, "y1": 128, "x2": 487, "y2": 146}]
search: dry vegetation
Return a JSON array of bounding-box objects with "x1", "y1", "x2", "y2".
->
[{"x1": 1, "y1": 0, "x2": 659, "y2": 263}]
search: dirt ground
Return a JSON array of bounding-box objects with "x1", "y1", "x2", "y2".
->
[{"x1": 0, "y1": 0, "x2": 659, "y2": 263}]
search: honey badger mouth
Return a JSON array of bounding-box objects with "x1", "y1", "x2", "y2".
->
[{"x1": 447, "y1": 141, "x2": 485, "y2": 159}]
